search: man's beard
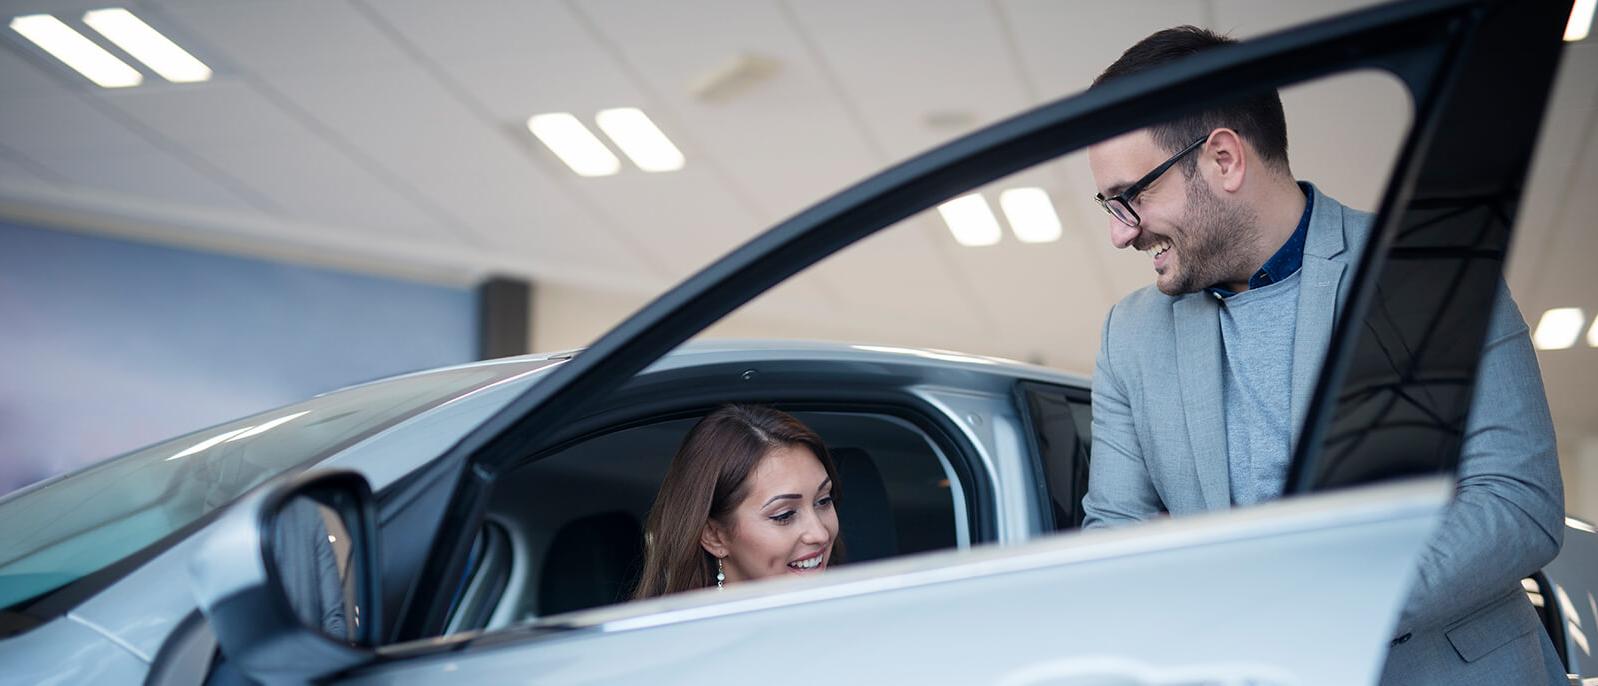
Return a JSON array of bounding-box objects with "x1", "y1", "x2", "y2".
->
[{"x1": 1154, "y1": 174, "x2": 1259, "y2": 295}]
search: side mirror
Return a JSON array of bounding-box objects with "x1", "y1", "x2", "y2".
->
[{"x1": 188, "y1": 470, "x2": 381, "y2": 684}]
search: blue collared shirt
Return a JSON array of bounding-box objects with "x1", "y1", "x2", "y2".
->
[{"x1": 1207, "y1": 182, "x2": 1314, "y2": 299}]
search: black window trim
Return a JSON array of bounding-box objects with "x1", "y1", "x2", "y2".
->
[{"x1": 1012, "y1": 380, "x2": 1093, "y2": 533}]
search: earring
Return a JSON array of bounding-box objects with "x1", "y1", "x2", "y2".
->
[{"x1": 716, "y1": 558, "x2": 726, "y2": 590}]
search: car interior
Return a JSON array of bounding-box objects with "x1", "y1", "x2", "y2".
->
[{"x1": 441, "y1": 409, "x2": 968, "y2": 630}]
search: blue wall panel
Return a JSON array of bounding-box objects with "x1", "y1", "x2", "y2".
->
[{"x1": 0, "y1": 222, "x2": 476, "y2": 495}]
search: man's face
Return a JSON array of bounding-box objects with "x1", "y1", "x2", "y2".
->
[{"x1": 1088, "y1": 131, "x2": 1252, "y2": 295}]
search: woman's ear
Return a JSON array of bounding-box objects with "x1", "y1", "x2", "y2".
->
[{"x1": 700, "y1": 520, "x2": 730, "y2": 559}]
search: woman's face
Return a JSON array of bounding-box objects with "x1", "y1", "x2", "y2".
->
[{"x1": 703, "y1": 443, "x2": 838, "y2": 584}]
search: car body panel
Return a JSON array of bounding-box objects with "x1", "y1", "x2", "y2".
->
[
  {"x1": 2, "y1": 614, "x2": 148, "y2": 684},
  {"x1": 0, "y1": 341, "x2": 1064, "y2": 673},
  {"x1": 346, "y1": 479, "x2": 1449, "y2": 686},
  {"x1": 4, "y1": 357, "x2": 562, "y2": 670},
  {"x1": 911, "y1": 382, "x2": 1045, "y2": 542},
  {"x1": 1, "y1": 344, "x2": 1593, "y2": 683}
]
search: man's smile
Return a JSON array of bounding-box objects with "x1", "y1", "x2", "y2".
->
[{"x1": 1141, "y1": 238, "x2": 1174, "y2": 272}]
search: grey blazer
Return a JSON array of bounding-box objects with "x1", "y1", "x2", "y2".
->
[{"x1": 1082, "y1": 184, "x2": 1567, "y2": 685}]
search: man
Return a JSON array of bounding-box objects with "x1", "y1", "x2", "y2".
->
[{"x1": 1081, "y1": 26, "x2": 1566, "y2": 685}]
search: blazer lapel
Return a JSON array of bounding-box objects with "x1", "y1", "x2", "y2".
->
[
  {"x1": 1290, "y1": 184, "x2": 1354, "y2": 441},
  {"x1": 1173, "y1": 293, "x2": 1231, "y2": 510},
  {"x1": 1290, "y1": 257, "x2": 1345, "y2": 436}
]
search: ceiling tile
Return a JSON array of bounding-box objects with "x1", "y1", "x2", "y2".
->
[
  {"x1": 102, "y1": 81, "x2": 312, "y2": 147},
  {"x1": 269, "y1": 67, "x2": 666, "y2": 278},
  {"x1": 155, "y1": 0, "x2": 412, "y2": 77},
  {"x1": 0, "y1": 147, "x2": 54, "y2": 187},
  {"x1": 804, "y1": 213, "x2": 997, "y2": 329},
  {"x1": 28, "y1": 146, "x2": 254, "y2": 211},
  {"x1": 999, "y1": 0, "x2": 1208, "y2": 104},
  {"x1": 786, "y1": 0, "x2": 1032, "y2": 160},
  {"x1": 363, "y1": 0, "x2": 636, "y2": 120},
  {"x1": 174, "y1": 141, "x2": 452, "y2": 243},
  {"x1": 0, "y1": 93, "x2": 155, "y2": 155},
  {"x1": 0, "y1": 33, "x2": 85, "y2": 97},
  {"x1": 1508, "y1": 41, "x2": 1598, "y2": 300},
  {"x1": 1210, "y1": 0, "x2": 1391, "y2": 38},
  {"x1": 574, "y1": 0, "x2": 882, "y2": 222}
]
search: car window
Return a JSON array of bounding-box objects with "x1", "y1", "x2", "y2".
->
[
  {"x1": 1018, "y1": 382, "x2": 1093, "y2": 531},
  {"x1": 0, "y1": 359, "x2": 556, "y2": 616},
  {"x1": 453, "y1": 409, "x2": 964, "y2": 625}
]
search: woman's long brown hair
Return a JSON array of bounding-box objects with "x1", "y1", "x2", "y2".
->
[{"x1": 632, "y1": 404, "x2": 839, "y2": 599}]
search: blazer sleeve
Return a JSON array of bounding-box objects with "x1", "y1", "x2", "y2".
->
[
  {"x1": 1393, "y1": 280, "x2": 1565, "y2": 634},
  {"x1": 1082, "y1": 303, "x2": 1166, "y2": 529}
]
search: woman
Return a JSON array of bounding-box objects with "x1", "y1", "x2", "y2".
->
[{"x1": 633, "y1": 404, "x2": 841, "y2": 599}]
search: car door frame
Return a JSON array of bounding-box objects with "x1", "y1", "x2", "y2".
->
[{"x1": 389, "y1": 0, "x2": 1574, "y2": 646}]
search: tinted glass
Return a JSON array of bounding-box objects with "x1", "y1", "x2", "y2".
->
[{"x1": 1020, "y1": 383, "x2": 1093, "y2": 531}]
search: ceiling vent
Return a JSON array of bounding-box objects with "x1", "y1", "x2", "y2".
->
[{"x1": 690, "y1": 53, "x2": 780, "y2": 104}]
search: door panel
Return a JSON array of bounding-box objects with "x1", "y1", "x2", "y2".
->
[{"x1": 350, "y1": 479, "x2": 1448, "y2": 685}]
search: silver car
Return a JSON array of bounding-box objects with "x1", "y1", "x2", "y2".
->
[
  {"x1": 2, "y1": 0, "x2": 1591, "y2": 684},
  {"x1": 3, "y1": 341, "x2": 1595, "y2": 684}
]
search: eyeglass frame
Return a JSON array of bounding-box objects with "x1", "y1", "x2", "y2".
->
[{"x1": 1093, "y1": 134, "x2": 1209, "y2": 228}]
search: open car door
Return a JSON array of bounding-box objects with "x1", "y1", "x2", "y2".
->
[{"x1": 338, "y1": 0, "x2": 1572, "y2": 683}]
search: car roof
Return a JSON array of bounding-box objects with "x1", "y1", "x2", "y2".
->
[{"x1": 344, "y1": 339, "x2": 1092, "y2": 394}]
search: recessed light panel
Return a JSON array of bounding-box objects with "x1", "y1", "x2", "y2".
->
[
  {"x1": 1568, "y1": 0, "x2": 1595, "y2": 41},
  {"x1": 84, "y1": 8, "x2": 212, "y2": 83},
  {"x1": 595, "y1": 108, "x2": 684, "y2": 172},
  {"x1": 999, "y1": 187, "x2": 1062, "y2": 243},
  {"x1": 527, "y1": 113, "x2": 621, "y2": 177},
  {"x1": 938, "y1": 194, "x2": 1002, "y2": 247},
  {"x1": 10, "y1": 14, "x2": 141, "y2": 88},
  {"x1": 1533, "y1": 307, "x2": 1585, "y2": 350}
]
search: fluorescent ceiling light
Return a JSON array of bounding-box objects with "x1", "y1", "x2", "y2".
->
[
  {"x1": 595, "y1": 107, "x2": 685, "y2": 172},
  {"x1": 937, "y1": 193, "x2": 1002, "y2": 247},
  {"x1": 1533, "y1": 307, "x2": 1585, "y2": 350},
  {"x1": 9, "y1": 14, "x2": 141, "y2": 88},
  {"x1": 1568, "y1": 0, "x2": 1595, "y2": 41},
  {"x1": 83, "y1": 8, "x2": 212, "y2": 83},
  {"x1": 527, "y1": 113, "x2": 620, "y2": 177},
  {"x1": 999, "y1": 187, "x2": 1062, "y2": 243},
  {"x1": 1587, "y1": 316, "x2": 1598, "y2": 348}
]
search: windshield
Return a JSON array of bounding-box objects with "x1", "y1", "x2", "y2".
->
[{"x1": 0, "y1": 358, "x2": 558, "y2": 615}]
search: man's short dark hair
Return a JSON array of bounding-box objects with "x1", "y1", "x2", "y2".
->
[{"x1": 1093, "y1": 25, "x2": 1291, "y2": 175}]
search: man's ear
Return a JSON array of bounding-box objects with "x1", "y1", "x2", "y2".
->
[
  {"x1": 1205, "y1": 128, "x2": 1247, "y2": 193},
  {"x1": 700, "y1": 520, "x2": 730, "y2": 559}
]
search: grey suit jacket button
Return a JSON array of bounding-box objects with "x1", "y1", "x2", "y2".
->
[{"x1": 1390, "y1": 633, "x2": 1412, "y2": 647}]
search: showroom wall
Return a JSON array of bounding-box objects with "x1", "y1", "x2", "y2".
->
[{"x1": 0, "y1": 222, "x2": 477, "y2": 496}]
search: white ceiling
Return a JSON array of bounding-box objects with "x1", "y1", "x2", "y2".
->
[{"x1": 1, "y1": 0, "x2": 1595, "y2": 430}]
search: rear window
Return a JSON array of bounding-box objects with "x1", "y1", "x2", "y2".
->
[{"x1": 0, "y1": 359, "x2": 558, "y2": 624}]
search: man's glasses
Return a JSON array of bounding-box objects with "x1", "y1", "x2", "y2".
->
[{"x1": 1094, "y1": 135, "x2": 1208, "y2": 228}]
